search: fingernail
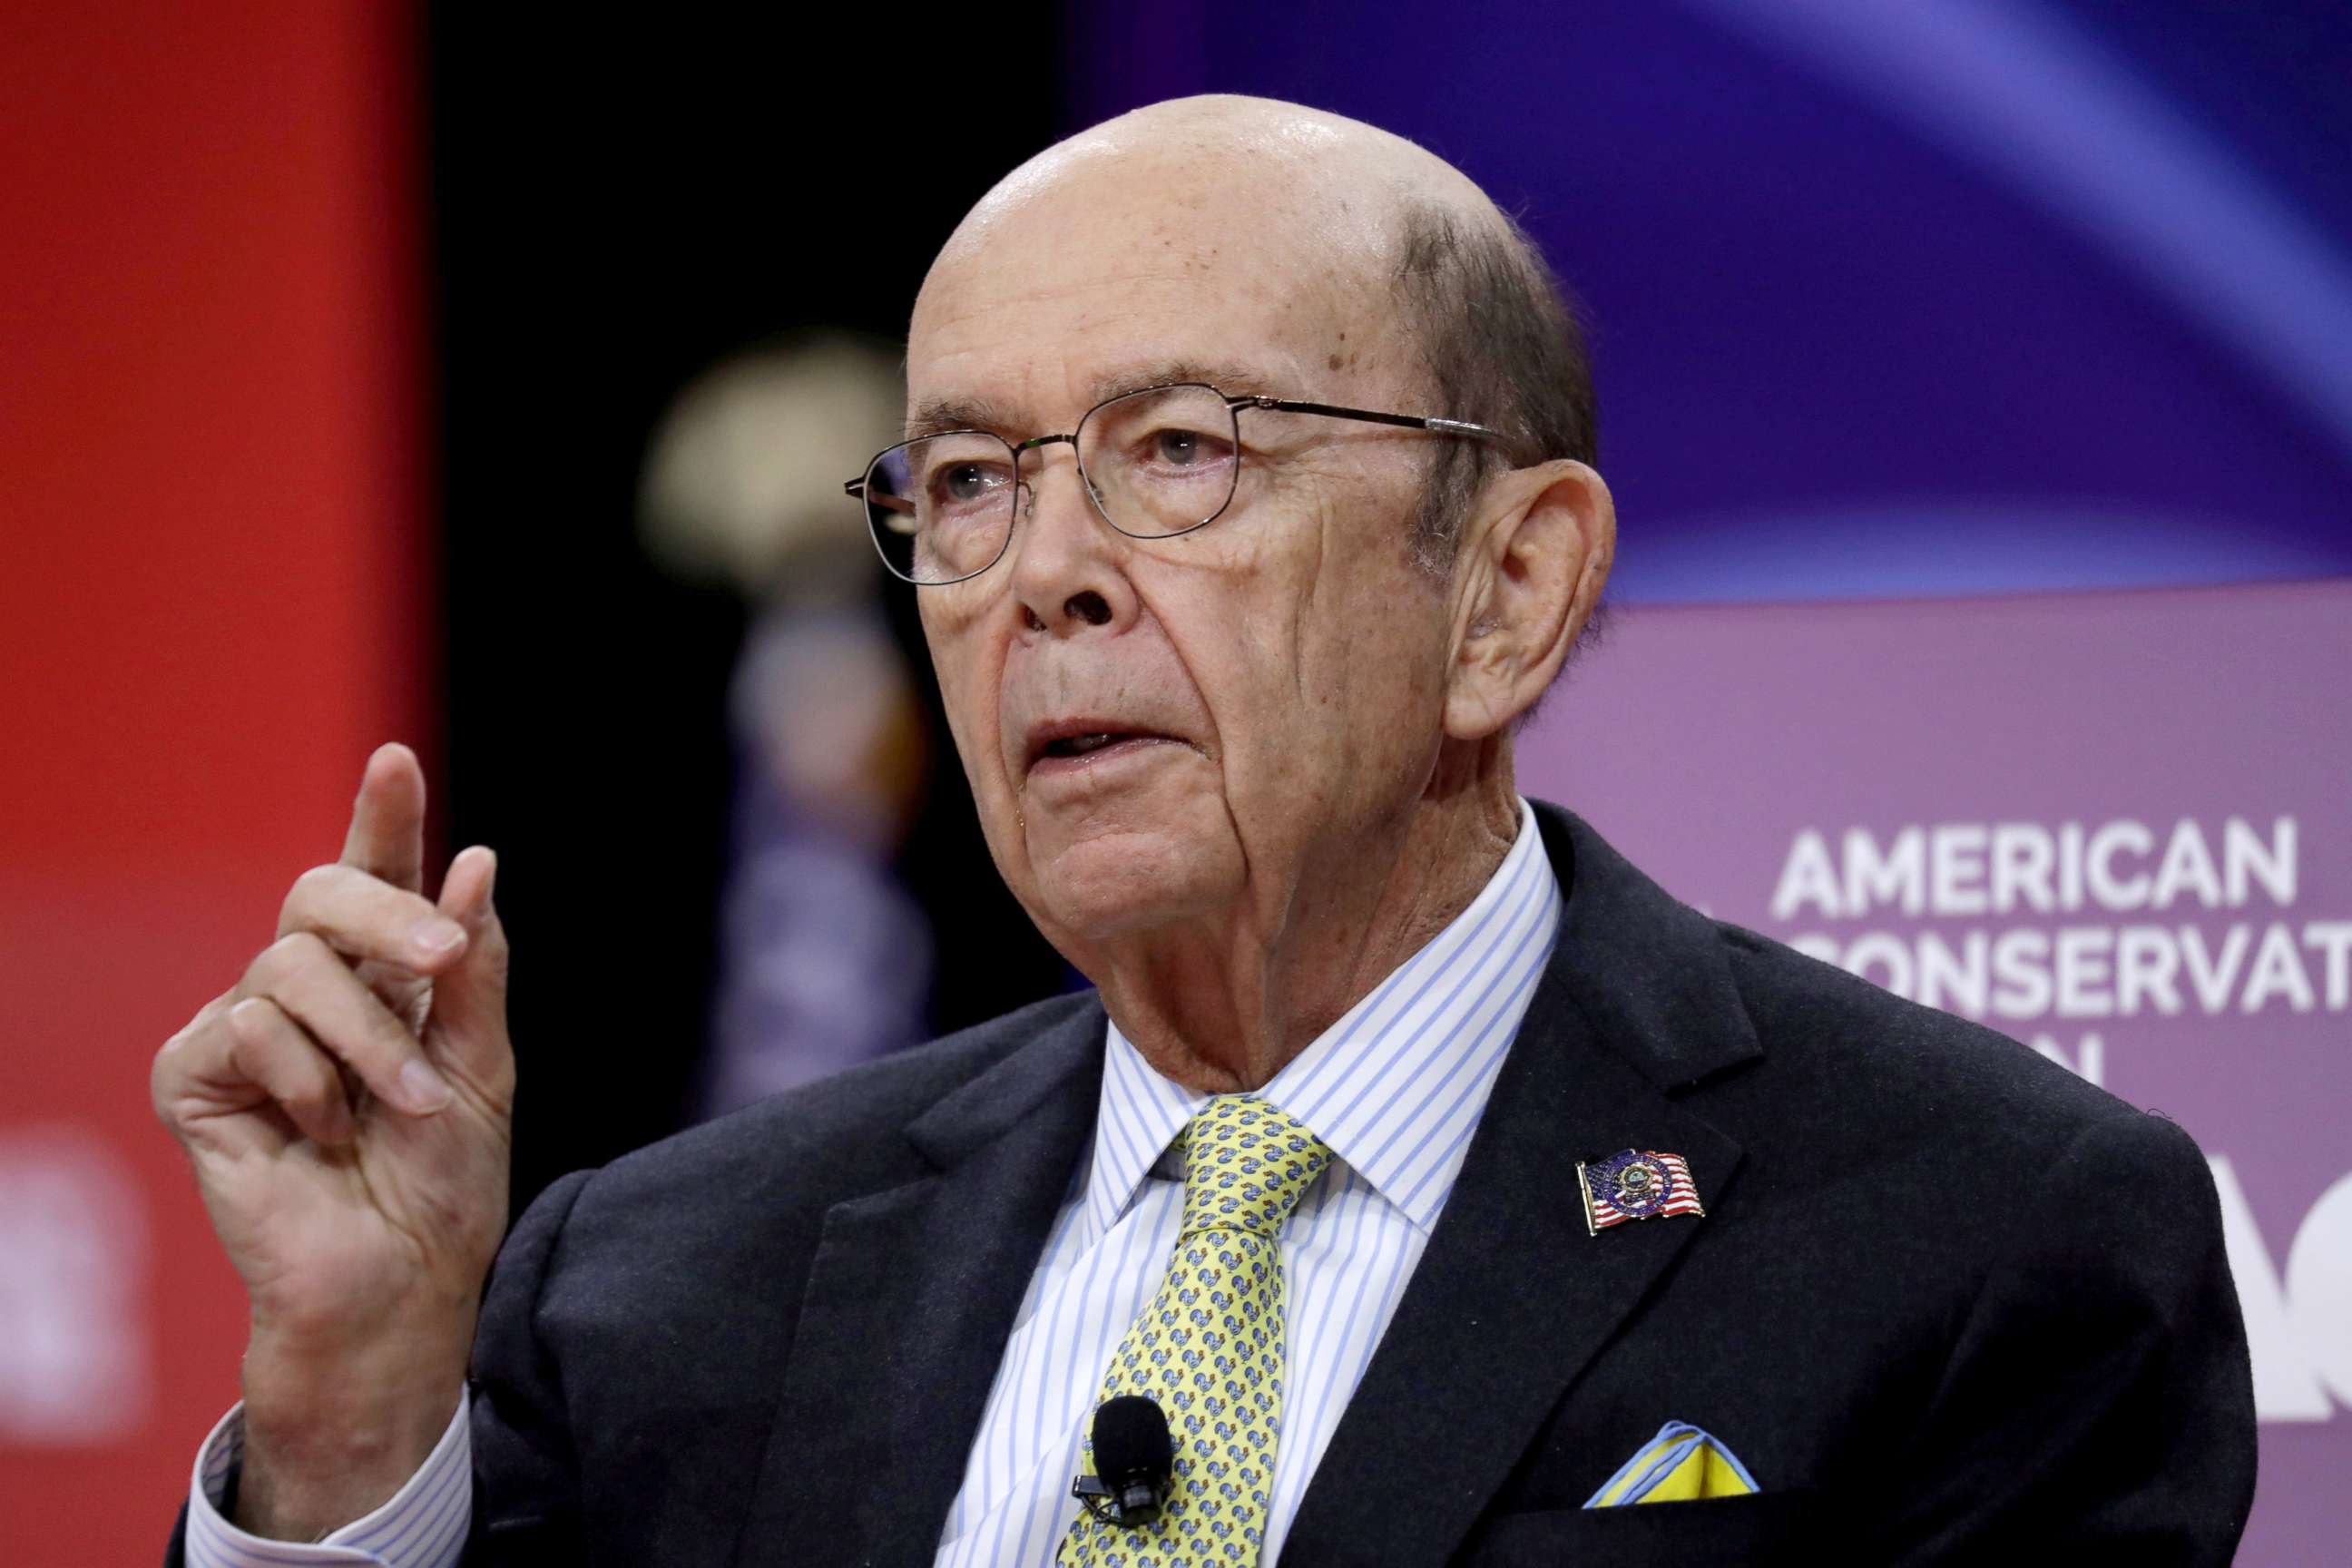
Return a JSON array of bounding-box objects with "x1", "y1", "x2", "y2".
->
[
  {"x1": 409, "y1": 917, "x2": 466, "y2": 958},
  {"x1": 397, "y1": 1059, "x2": 453, "y2": 1114}
]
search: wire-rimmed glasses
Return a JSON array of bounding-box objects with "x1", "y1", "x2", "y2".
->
[{"x1": 844, "y1": 380, "x2": 1509, "y2": 585}]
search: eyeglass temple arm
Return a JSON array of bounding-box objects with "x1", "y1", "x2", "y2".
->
[
  {"x1": 843, "y1": 477, "x2": 924, "y2": 517},
  {"x1": 842, "y1": 392, "x2": 1511, "y2": 500},
  {"x1": 1232, "y1": 394, "x2": 1506, "y2": 445}
]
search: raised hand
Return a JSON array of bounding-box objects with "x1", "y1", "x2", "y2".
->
[{"x1": 152, "y1": 742, "x2": 514, "y2": 1538}]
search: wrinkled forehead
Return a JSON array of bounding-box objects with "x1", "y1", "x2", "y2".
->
[{"x1": 906, "y1": 149, "x2": 1405, "y2": 438}]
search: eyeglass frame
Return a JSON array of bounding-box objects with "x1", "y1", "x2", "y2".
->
[{"x1": 842, "y1": 381, "x2": 1514, "y2": 586}]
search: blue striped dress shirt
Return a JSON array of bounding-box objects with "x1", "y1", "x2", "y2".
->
[
  {"x1": 934, "y1": 799, "x2": 1560, "y2": 1565},
  {"x1": 183, "y1": 799, "x2": 1560, "y2": 1568},
  {"x1": 184, "y1": 1383, "x2": 473, "y2": 1568}
]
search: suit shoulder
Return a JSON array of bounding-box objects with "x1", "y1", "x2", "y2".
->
[
  {"x1": 572, "y1": 990, "x2": 1099, "y2": 1210},
  {"x1": 1707, "y1": 918, "x2": 2145, "y2": 1150},
  {"x1": 1695, "y1": 923, "x2": 2225, "y2": 1295}
]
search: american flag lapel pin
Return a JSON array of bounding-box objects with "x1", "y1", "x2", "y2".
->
[{"x1": 1577, "y1": 1149, "x2": 1706, "y2": 1236}]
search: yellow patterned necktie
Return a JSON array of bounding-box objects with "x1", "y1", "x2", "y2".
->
[{"x1": 1058, "y1": 1094, "x2": 1334, "y2": 1567}]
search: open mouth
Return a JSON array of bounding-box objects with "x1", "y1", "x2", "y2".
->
[
  {"x1": 1026, "y1": 724, "x2": 1181, "y2": 774},
  {"x1": 1042, "y1": 732, "x2": 1129, "y2": 759}
]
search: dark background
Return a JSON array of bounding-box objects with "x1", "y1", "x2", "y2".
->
[{"x1": 427, "y1": 11, "x2": 1074, "y2": 1207}]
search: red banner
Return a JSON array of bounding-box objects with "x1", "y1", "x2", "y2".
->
[{"x1": 0, "y1": 6, "x2": 427, "y2": 1562}]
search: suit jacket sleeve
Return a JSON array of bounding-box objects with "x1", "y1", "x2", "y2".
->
[
  {"x1": 456, "y1": 1167, "x2": 598, "y2": 1563},
  {"x1": 1867, "y1": 1110, "x2": 2257, "y2": 1564}
]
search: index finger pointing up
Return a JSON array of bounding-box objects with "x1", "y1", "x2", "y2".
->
[{"x1": 339, "y1": 742, "x2": 427, "y2": 894}]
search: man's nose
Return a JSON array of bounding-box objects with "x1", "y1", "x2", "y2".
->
[{"x1": 1005, "y1": 446, "x2": 1134, "y2": 636}]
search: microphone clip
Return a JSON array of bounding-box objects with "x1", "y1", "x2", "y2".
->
[{"x1": 1071, "y1": 1472, "x2": 1165, "y2": 1529}]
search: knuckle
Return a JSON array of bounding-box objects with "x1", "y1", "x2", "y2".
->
[
  {"x1": 160, "y1": 995, "x2": 225, "y2": 1056},
  {"x1": 279, "y1": 863, "x2": 342, "y2": 926},
  {"x1": 152, "y1": 1003, "x2": 224, "y2": 1102},
  {"x1": 220, "y1": 1029, "x2": 260, "y2": 1087},
  {"x1": 228, "y1": 1010, "x2": 312, "y2": 1091},
  {"x1": 254, "y1": 930, "x2": 329, "y2": 983},
  {"x1": 291, "y1": 862, "x2": 345, "y2": 900},
  {"x1": 220, "y1": 1005, "x2": 273, "y2": 1069}
]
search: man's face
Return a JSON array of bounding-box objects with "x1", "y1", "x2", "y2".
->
[{"x1": 907, "y1": 146, "x2": 1465, "y2": 960}]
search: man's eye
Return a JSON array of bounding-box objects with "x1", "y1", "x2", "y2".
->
[
  {"x1": 1145, "y1": 426, "x2": 1230, "y2": 466},
  {"x1": 933, "y1": 463, "x2": 1005, "y2": 504}
]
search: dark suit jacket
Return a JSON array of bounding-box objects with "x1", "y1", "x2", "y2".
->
[{"x1": 171, "y1": 803, "x2": 2256, "y2": 1565}]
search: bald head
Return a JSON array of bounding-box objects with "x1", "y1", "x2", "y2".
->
[
  {"x1": 930, "y1": 95, "x2": 1495, "y2": 286},
  {"x1": 914, "y1": 94, "x2": 1595, "y2": 565}
]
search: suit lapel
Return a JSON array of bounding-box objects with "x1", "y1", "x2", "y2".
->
[
  {"x1": 732, "y1": 998, "x2": 1106, "y2": 1567},
  {"x1": 1284, "y1": 807, "x2": 1762, "y2": 1567}
]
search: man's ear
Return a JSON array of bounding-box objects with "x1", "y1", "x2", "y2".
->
[{"x1": 1444, "y1": 459, "x2": 1615, "y2": 740}]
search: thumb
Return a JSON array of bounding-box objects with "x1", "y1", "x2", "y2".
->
[{"x1": 427, "y1": 847, "x2": 512, "y2": 1089}]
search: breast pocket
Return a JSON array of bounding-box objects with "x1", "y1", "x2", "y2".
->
[{"x1": 1456, "y1": 1488, "x2": 1823, "y2": 1566}]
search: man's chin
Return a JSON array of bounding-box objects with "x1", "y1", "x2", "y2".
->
[{"x1": 1023, "y1": 826, "x2": 1241, "y2": 946}]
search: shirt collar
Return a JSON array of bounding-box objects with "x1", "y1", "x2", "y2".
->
[{"x1": 1087, "y1": 797, "x2": 1563, "y2": 1239}]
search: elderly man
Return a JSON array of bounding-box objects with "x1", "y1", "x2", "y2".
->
[{"x1": 156, "y1": 96, "x2": 2254, "y2": 1566}]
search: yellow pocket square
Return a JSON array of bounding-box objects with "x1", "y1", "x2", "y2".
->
[{"x1": 1585, "y1": 1421, "x2": 1759, "y2": 1507}]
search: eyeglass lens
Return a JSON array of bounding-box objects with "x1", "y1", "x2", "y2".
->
[{"x1": 861, "y1": 383, "x2": 1241, "y2": 584}]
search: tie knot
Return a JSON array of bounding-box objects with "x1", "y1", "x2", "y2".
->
[{"x1": 1176, "y1": 1094, "x2": 1333, "y2": 1238}]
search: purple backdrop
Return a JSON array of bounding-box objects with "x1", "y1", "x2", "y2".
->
[
  {"x1": 1062, "y1": 4, "x2": 2352, "y2": 1553},
  {"x1": 1071, "y1": 2, "x2": 2352, "y2": 1556},
  {"x1": 1518, "y1": 580, "x2": 2352, "y2": 1563},
  {"x1": 1068, "y1": 1, "x2": 2352, "y2": 602}
]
